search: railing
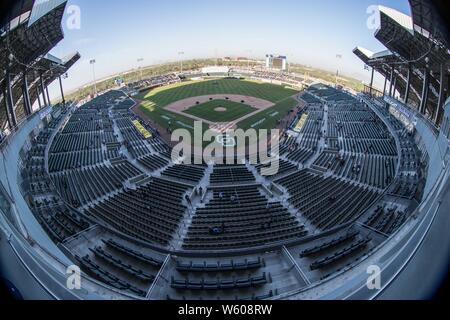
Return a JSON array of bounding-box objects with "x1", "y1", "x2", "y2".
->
[
  {"x1": 382, "y1": 95, "x2": 440, "y2": 137},
  {"x1": 1, "y1": 107, "x2": 49, "y2": 152}
]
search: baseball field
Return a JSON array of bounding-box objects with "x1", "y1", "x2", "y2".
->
[{"x1": 136, "y1": 78, "x2": 300, "y2": 140}]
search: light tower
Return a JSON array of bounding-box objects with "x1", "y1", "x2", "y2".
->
[
  {"x1": 137, "y1": 58, "x2": 144, "y2": 81},
  {"x1": 335, "y1": 54, "x2": 342, "y2": 88},
  {"x1": 178, "y1": 52, "x2": 185, "y2": 74},
  {"x1": 90, "y1": 59, "x2": 97, "y2": 96}
]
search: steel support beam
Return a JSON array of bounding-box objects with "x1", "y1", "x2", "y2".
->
[
  {"x1": 22, "y1": 71, "x2": 32, "y2": 116},
  {"x1": 46, "y1": 85, "x2": 51, "y2": 106},
  {"x1": 40, "y1": 74, "x2": 48, "y2": 106},
  {"x1": 383, "y1": 74, "x2": 388, "y2": 96},
  {"x1": 369, "y1": 68, "x2": 375, "y2": 96},
  {"x1": 434, "y1": 63, "x2": 449, "y2": 125},
  {"x1": 2, "y1": 85, "x2": 13, "y2": 130},
  {"x1": 405, "y1": 64, "x2": 411, "y2": 105},
  {"x1": 420, "y1": 69, "x2": 430, "y2": 114},
  {"x1": 59, "y1": 75, "x2": 65, "y2": 105},
  {"x1": 5, "y1": 70, "x2": 17, "y2": 129},
  {"x1": 389, "y1": 66, "x2": 394, "y2": 97},
  {"x1": 36, "y1": 87, "x2": 42, "y2": 109},
  {"x1": 392, "y1": 77, "x2": 397, "y2": 98}
]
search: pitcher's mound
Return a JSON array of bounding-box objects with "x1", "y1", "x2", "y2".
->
[{"x1": 214, "y1": 107, "x2": 227, "y2": 112}]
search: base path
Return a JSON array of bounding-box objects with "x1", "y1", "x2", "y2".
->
[
  {"x1": 165, "y1": 94, "x2": 275, "y2": 113},
  {"x1": 132, "y1": 92, "x2": 302, "y2": 151},
  {"x1": 163, "y1": 94, "x2": 276, "y2": 131},
  {"x1": 132, "y1": 94, "x2": 301, "y2": 141}
]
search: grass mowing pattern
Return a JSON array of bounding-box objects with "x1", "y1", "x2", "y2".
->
[
  {"x1": 183, "y1": 100, "x2": 257, "y2": 122},
  {"x1": 139, "y1": 78, "x2": 298, "y2": 106},
  {"x1": 140, "y1": 100, "x2": 207, "y2": 132},
  {"x1": 138, "y1": 78, "x2": 300, "y2": 147},
  {"x1": 237, "y1": 97, "x2": 298, "y2": 130}
]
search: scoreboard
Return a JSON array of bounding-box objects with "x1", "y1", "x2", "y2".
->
[{"x1": 265, "y1": 55, "x2": 287, "y2": 71}]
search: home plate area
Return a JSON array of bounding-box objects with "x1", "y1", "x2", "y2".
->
[{"x1": 209, "y1": 121, "x2": 237, "y2": 133}]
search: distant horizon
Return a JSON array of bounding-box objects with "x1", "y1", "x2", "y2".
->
[
  {"x1": 60, "y1": 56, "x2": 368, "y2": 98},
  {"x1": 45, "y1": 0, "x2": 412, "y2": 103}
]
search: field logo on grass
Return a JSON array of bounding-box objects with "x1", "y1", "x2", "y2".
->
[
  {"x1": 366, "y1": 265, "x2": 382, "y2": 290},
  {"x1": 171, "y1": 121, "x2": 280, "y2": 176},
  {"x1": 66, "y1": 265, "x2": 81, "y2": 290},
  {"x1": 216, "y1": 134, "x2": 236, "y2": 147}
]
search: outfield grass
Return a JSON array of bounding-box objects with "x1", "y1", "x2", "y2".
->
[
  {"x1": 140, "y1": 100, "x2": 208, "y2": 133},
  {"x1": 138, "y1": 78, "x2": 300, "y2": 148},
  {"x1": 183, "y1": 100, "x2": 257, "y2": 122},
  {"x1": 138, "y1": 78, "x2": 299, "y2": 107},
  {"x1": 237, "y1": 97, "x2": 298, "y2": 131}
]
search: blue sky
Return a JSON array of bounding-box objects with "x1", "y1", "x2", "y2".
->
[{"x1": 48, "y1": 0, "x2": 412, "y2": 99}]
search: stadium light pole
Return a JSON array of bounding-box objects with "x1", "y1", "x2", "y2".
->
[
  {"x1": 90, "y1": 59, "x2": 97, "y2": 97},
  {"x1": 137, "y1": 58, "x2": 144, "y2": 81},
  {"x1": 178, "y1": 52, "x2": 184, "y2": 74},
  {"x1": 247, "y1": 50, "x2": 252, "y2": 69},
  {"x1": 335, "y1": 54, "x2": 342, "y2": 88},
  {"x1": 287, "y1": 54, "x2": 291, "y2": 74}
]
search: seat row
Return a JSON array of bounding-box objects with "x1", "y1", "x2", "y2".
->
[
  {"x1": 171, "y1": 273, "x2": 268, "y2": 291},
  {"x1": 176, "y1": 257, "x2": 262, "y2": 273}
]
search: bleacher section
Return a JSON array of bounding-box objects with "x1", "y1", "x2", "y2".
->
[
  {"x1": 161, "y1": 164, "x2": 206, "y2": 184},
  {"x1": 363, "y1": 205, "x2": 408, "y2": 235},
  {"x1": 13, "y1": 83, "x2": 428, "y2": 300},
  {"x1": 87, "y1": 178, "x2": 189, "y2": 246},
  {"x1": 52, "y1": 162, "x2": 143, "y2": 207},
  {"x1": 276, "y1": 170, "x2": 379, "y2": 230},
  {"x1": 209, "y1": 165, "x2": 256, "y2": 185},
  {"x1": 137, "y1": 154, "x2": 169, "y2": 171},
  {"x1": 183, "y1": 185, "x2": 307, "y2": 250},
  {"x1": 313, "y1": 152, "x2": 396, "y2": 188}
]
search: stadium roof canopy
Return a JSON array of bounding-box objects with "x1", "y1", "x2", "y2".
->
[
  {"x1": 353, "y1": 47, "x2": 423, "y2": 109},
  {"x1": 409, "y1": 0, "x2": 450, "y2": 49},
  {"x1": 8, "y1": 52, "x2": 81, "y2": 125},
  {"x1": 375, "y1": 5, "x2": 449, "y2": 73},
  {"x1": 354, "y1": 1, "x2": 450, "y2": 126},
  {"x1": 1, "y1": 0, "x2": 80, "y2": 132},
  {"x1": 0, "y1": 0, "x2": 34, "y2": 33}
]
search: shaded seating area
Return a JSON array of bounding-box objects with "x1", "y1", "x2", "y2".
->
[
  {"x1": 388, "y1": 174, "x2": 419, "y2": 199},
  {"x1": 161, "y1": 164, "x2": 206, "y2": 183},
  {"x1": 166, "y1": 289, "x2": 275, "y2": 301},
  {"x1": 255, "y1": 159, "x2": 297, "y2": 178},
  {"x1": 279, "y1": 137, "x2": 315, "y2": 164},
  {"x1": 183, "y1": 185, "x2": 307, "y2": 250},
  {"x1": 90, "y1": 247, "x2": 155, "y2": 282},
  {"x1": 176, "y1": 257, "x2": 262, "y2": 273},
  {"x1": 76, "y1": 254, "x2": 148, "y2": 297},
  {"x1": 103, "y1": 239, "x2": 164, "y2": 267},
  {"x1": 364, "y1": 206, "x2": 407, "y2": 235},
  {"x1": 87, "y1": 178, "x2": 189, "y2": 245},
  {"x1": 49, "y1": 149, "x2": 109, "y2": 172},
  {"x1": 313, "y1": 152, "x2": 397, "y2": 188},
  {"x1": 310, "y1": 237, "x2": 371, "y2": 270},
  {"x1": 299, "y1": 230, "x2": 360, "y2": 257},
  {"x1": 33, "y1": 205, "x2": 90, "y2": 243},
  {"x1": 52, "y1": 161, "x2": 143, "y2": 207},
  {"x1": 276, "y1": 170, "x2": 380, "y2": 230},
  {"x1": 339, "y1": 138, "x2": 397, "y2": 156},
  {"x1": 209, "y1": 165, "x2": 255, "y2": 184},
  {"x1": 171, "y1": 273, "x2": 268, "y2": 290},
  {"x1": 137, "y1": 154, "x2": 169, "y2": 171}
]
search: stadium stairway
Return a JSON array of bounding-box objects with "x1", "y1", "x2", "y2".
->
[{"x1": 167, "y1": 164, "x2": 214, "y2": 250}]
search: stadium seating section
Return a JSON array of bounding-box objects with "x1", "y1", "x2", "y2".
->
[{"x1": 17, "y1": 82, "x2": 425, "y2": 299}]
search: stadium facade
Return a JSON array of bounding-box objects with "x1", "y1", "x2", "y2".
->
[{"x1": 0, "y1": 0, "x2": 449, "y2": 300}]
